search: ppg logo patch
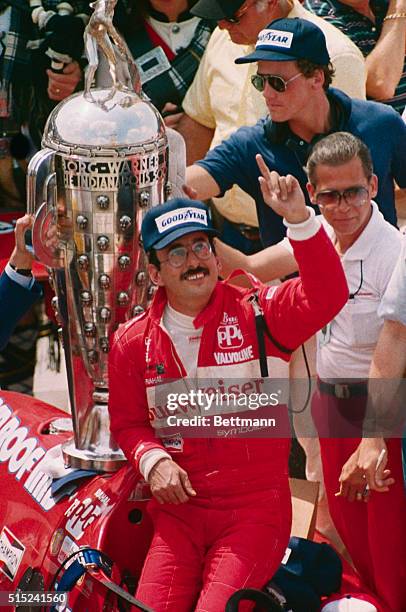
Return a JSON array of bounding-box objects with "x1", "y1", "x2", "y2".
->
[
  {"x1": 155, "y1": 207, "x2": 208, "y2": 233},
  {"x1": 256, "y1": 29, "x2": 293, "y2": 49},
  {"x1": 217, "y1": 323, "x2": 243, "y2": 349},
  {"x1": 0, "y1": 221, "x2": 14, "y2": 235}
]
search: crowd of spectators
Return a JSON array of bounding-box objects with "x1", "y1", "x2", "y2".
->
[
  {"x1": 0, "y1": 0, "x2": 215, "y2": 208},
  {"x1": 1, "y1": 1, "x2": 406, "y2": 609}
]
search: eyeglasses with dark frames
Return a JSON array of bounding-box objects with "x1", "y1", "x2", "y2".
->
[
  {"x1": 314, "y1": 186, "x2": 370, "y2": 211},
  {"x1": 251, "y1": 72, "x2": 303, "y2": 93},
  {"x1": 159, "y1": 240, "x2": 212, "y2": 268}
]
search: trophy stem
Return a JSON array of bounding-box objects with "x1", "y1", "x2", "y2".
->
[
  {"x1": 62, "y1": 387, "x2": 126, "y2": 472},
  {"x1": 61, "y1": 440, "x2": 126, "y2": 473}
]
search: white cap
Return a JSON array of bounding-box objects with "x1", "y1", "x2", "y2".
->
[{"x1": 321, "y1": 597, "x2": 378, "y2": 612}]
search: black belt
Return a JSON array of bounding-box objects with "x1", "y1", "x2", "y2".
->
[
  {"x1": 318, "y1": 379, "x2": 368, "y2": 400},
  {"x1": 229, "y1": 221, "x2": 260, "y2": 241}
]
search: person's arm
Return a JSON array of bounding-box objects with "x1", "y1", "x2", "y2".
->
[
  {"x1": 366, "y1": 322, "x2": 406, "y2": 453},
  {"x1": 179, "y1": 29, "x2": 217, "y2": 163},
  {"x1": 108, "y1": 331, "x2": 169, "y2": 464},
  {"x1": 364, "y1": 0, "x2": 406, "y2": 100},
  {"x1": 184, "y1": 125, "x2": 257, "y2": 201},
  {"x1": 0, "y1": 215, "x2": 42, "y2": 350},
  {"x1": 338, "y1": 319, "x2": 406, "y2": 498},
  {"x1": 390, "y1": 112, "x2": 406, "y2": 188},
  {"x1": 215, "y1": 238, "x2": 298, "y2": 283},
  {"x1": 8, "y1": 215, "x2": 35, "y2": 274},
  {"x1": 373, "y1": 319, "x2": 406, "y2": 378},
  {"x1": 338, "y1": 240, "x2": 406, "y2": 498},
  {"x1": 185, "y1": 164, "x2": 221, "y2": 200},
  {"x1": 0, "y1": 270, "x2": 42, "y2": 351},
  {"x1": 364, "y1": 319, "x2": 406, "y2": 479},
  {"x1": 255, "y1": 155, "x2": 348, "y2": 352},
  {"x1": 368, "y1": 320, "x2": 406, "y2": 446},
  {"x1": 108, "y1": 329, "x2": 196, "y2": 504},
  {"x1": 177, "y1": 114, "x2": 215, "y2": 165}
]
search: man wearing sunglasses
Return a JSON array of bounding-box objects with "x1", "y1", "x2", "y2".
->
[
  {"x1": 185, "y1": 17, "x2": 406, "y2": 248},
  {"x1": 108, "y1": 196, "x2": 348, "y2": 611},
  {"x1": 176, "y1": 0, "x2": 365, "y2": 256},
  {"x1": 214, "y1": 131, "x2": 406, "y2": 611}
]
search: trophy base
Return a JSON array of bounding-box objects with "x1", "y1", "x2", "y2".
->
[{"x1": 62, "y1": 439, "x2": 127, "y2": 473}]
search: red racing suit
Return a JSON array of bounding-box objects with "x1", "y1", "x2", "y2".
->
[{"x1": 108, "y1": 225, "x2": 348, "y2": 612}]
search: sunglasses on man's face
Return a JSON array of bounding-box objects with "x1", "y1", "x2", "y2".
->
[
  {"x1": 251, "y1": 72, "x2": 303, "y2": 93},
  {"x1": 314, "y1": 186, "x2": 370, "y2": 211}
]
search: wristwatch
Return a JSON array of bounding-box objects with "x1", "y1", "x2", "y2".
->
[{"x1": 9, "y1": 263, "x2": 32, "y2": 277}]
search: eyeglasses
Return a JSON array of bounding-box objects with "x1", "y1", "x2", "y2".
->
[
  {"x1": 223, "y1": 1, "x2": 252, "y2": 24},
  {"x1": 159, "y1": 240, "x2": 212, "y2": 268},
  {"x1": 251, "y1": 72, "x2": 303, "y2": 93},
  {"x1": 314, "y1": 186, "x2": 370, "y2": 211}
]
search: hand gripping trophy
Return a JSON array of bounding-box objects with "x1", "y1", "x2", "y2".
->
[{"x1": 28, "y1": 1, "x2": 185, "y2": 471}]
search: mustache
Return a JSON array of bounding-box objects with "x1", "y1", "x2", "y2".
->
[{"x1": 180, "y1": 266, "x2": 210, "y2": 280}]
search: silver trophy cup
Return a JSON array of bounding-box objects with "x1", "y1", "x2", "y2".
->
[{"x1": 28, "y1": 85, "x2": 169, "y2": 471}]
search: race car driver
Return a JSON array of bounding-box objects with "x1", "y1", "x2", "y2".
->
[{"x1": 108, "y1": 186, "x2": 348, "y2": 611}]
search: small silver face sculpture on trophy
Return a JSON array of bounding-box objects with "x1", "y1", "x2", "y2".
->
[{"x1": 28, "y1": 0, "x2": 184, "y2": 471}]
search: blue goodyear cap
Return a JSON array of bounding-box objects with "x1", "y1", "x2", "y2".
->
[
  {"x1": 235, "y1": 17, "x2": 330, "y2": 65},
  {"x1": 141, "y1": 198, "x2": 219, "y2": 252}
]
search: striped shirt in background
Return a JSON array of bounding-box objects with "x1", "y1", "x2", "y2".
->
[{"x1": 304, "y1": 0, "x2": 406, "y2": 114}]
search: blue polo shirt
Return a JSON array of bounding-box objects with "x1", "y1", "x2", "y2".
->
[{"x1": 196, "y1": 88, "x2": 406, "y2": 246}]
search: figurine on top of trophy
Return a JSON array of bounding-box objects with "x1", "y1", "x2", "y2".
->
[{"x1": 84, "y1": 0, "x2": 141, "y2": 105}]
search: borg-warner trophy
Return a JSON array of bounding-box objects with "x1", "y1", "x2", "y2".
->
[{"x1": 28, "y1": 0, "x2": 184, "y2": 472}]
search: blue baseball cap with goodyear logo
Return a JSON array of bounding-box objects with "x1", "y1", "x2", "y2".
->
[
  {"x1": 141, "y1": 198, "x2": 219, "y2": 252},
  {"x1": 235, "y1": 18, "x2": 330, "y2": 65}
]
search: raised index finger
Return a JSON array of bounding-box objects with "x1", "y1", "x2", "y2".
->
[{"x1": 256, "y1": 154, "x2": 272, "y2": 181}]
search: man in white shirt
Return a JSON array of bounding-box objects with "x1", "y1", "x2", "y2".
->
[{"x1": 215, "y1": 131, "x2": 406, "y2": 610}]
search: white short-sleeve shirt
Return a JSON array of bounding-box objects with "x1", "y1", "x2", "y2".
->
[{"x1": 282, "y1": 203, "x2": 401, "y2": 379}]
